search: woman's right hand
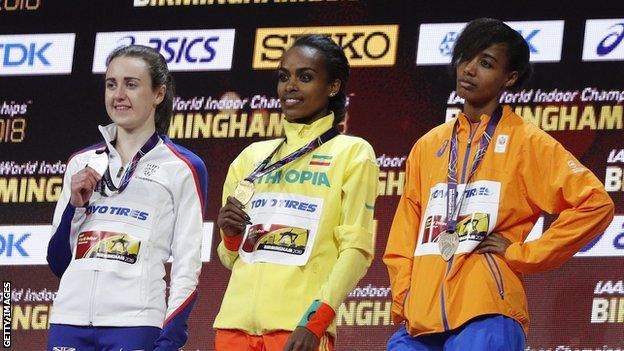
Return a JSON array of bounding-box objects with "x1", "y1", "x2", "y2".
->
[
  {"x1": 70, "y1": 167, "x2": 102, "y2": 207},
  {"x1": 217, "y1": 196, "x2": 251, "y2": 237}
]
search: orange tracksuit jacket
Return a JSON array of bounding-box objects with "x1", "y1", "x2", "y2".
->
[{"x1": 383, "y1": 105, "x2": 615, "y2": 337}]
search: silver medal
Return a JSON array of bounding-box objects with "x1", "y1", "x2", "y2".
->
[{"x1": 438, "y1": 231, "x2": 459, "y2": 261}]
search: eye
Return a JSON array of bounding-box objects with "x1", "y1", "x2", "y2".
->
[
  {"x1": 299, "y1": 72, "x2": 312, "y2": 82},
  {"x1": 480, "y1": 59, "x2": 493, "y2": 68},
  {"x1": 277, "y1": 71, "x2": 289, "y2": 83},
  {"x1": 126, "y1": 80, "x2": 138, "y2": 89},
  {"x1": 105, "y1": 81, "x2": 116, "y2": 89}
]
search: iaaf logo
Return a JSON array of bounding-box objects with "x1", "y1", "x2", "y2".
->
[
  {"x1": 92, "y1": 29, "x2": 235, "y2": 73},
  {"x1": 583, "y1": 19, "x2": 624, "y2": 61},
  {"x1": 416, "y1": 20, "x2": 564, "y2": 65},
  {"x1": 0, "y1": 33, "x2": 75, "y2": 76}
]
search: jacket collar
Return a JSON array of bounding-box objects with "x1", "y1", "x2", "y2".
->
[{"x1": 282, "y1": 112, "x2": 336, "y2": 150}]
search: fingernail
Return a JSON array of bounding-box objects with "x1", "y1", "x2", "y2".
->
[{"x1": 244, "y1": 214, "x2": 250, "y2": 221}]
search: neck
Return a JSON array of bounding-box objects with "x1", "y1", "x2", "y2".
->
[
  {"x1": 115, "y1": 125, "x2": 156, "y2": 164},
  {"x1": 285, "y1": 109, "x2": 328, "y2": 125},
  {"x1": 463, "y1": 99, "x2": 500, "y2": 123}
]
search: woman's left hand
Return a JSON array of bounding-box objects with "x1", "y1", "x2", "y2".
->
[
  {"x1": 475, "y1": 232, "x2": 511, "y2": 255},
  {"x1": 283, "y1": 327, "x2": 319, "y2": 351}
]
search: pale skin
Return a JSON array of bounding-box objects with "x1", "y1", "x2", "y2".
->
[
  {"x1": 216, "y1": 45, "x2": 341, "y2": 351},
  {"x1": 455, "y1": 43, "x2": 519, "y2": 255},
  {"x1": 69, "y1": 56, "x2": 165, "y2": 207}
]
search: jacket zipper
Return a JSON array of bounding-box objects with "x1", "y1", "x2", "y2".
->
[
  {"x1": 460, "y1": 122, "x2": 477, "y2": 184},
  {"x1": 440, "y1": 121, "x2": 478, "y2": 331},
  {"x1": 485, "y1": 253, "x2": 505, "y2": 299},
  {"x1": 88, "y1": 271, "x2": 99, "y2": 326}
]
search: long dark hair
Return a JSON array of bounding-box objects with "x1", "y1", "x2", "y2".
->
[
  {"x1": 451, "y1": 18, "x2": 533, "y2": 90},
  {"x1": 105, "y1": 45, "x2": 175, "y2": 133},
  {"x1": 291, "y1": 34, "x2": 350, "y2": 125}
]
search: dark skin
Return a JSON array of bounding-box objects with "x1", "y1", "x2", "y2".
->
[
  {"x1": 277, "y1": 45, "x2": 340, "y2": 125},
  {"x1": 216, "y1": 45, "x2": 341, "y2": 351},
  {"x1": 455, "y1": 43, "x2": 518, "y2": 255}
]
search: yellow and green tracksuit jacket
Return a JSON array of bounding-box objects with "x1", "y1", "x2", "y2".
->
[{"x1": 214, "y1": 113, "x2": 379, "y2": 337}]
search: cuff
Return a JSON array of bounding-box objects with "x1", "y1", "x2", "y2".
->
[
  {"x1": 222, "y1": 234, "x2": 243, "y2": 251},
  {"x1": 297, "y1": 300, "x2": 335, "y2": 339}
]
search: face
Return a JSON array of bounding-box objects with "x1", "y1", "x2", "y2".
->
[
  {"x1": 105, "y1": 56, "x2": 165, "y2": 133},
  {"x1": 455, "y1": 43, "x2": 518, "y2": 107},
  {"x1": 277, "y1": 46, "x2": 340, "y2": 124}
]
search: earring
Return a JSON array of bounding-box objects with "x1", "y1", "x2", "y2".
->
[{"x1": 329, "y1": 92, "x2": 336, "y2": 97}]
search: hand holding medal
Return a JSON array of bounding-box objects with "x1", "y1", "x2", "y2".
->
[
  {"x1": 219, "y1": 127, "x2": 339, "y2": 239},
  {"x1": 217, "y1": 196, "x2": 252, "y2": 237},
  {"x1": 70, "y1": 167, "x2": 102, "y2": 208}
]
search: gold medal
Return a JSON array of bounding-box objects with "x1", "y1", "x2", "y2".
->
[
  {"x1": 233, "y1": 180, "x2": 255, "y2": 205},
  {"x1": 438, "y1": 231, "x2": 459, "y2": 261}
]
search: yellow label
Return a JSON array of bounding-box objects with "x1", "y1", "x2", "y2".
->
[{"x1": 253, "y1": 25, "x2": 399, "y2": 69}]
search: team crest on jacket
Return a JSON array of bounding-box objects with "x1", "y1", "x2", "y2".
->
[{"x1": 143, "y1": 163, "x2": 159, "y2": 176}]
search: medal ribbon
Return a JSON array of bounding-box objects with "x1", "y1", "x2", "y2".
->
[
  {"x1": 244, "y1": 127, "x2": 339, "y2": 183},
  {"x1": 97, "y1": 132, "x2": 160, "y2": 196},
  {"x1": 445, "y1": 106, "x2": 502, "y2": 233}
]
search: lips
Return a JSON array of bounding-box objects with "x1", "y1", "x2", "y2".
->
[
  {"x1": 458, "y1": 78, "x2": 477, "y2": 90},
  {"x1": 281, "y1": 97, "x2": 302, "y2": 107},
  {"x1": 114, "y1": 105, "x2": 131, "y2": 111}
]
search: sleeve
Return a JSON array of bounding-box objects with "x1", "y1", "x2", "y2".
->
[
  {"x1": 299, "y1": 142, "x2": 380, "y2": 338},
  {"x1": 504, "y1": 132, "x2": 615, "y2": 273},
  {"x1": 46, "y1": 155, "x2": 88, "y2": 278},
  {"x1": 154, "y1": 157, "x2": 208, "y2": 350},
  {"x1": 382, "y1": 141, "x2": 422, "y2": 325},
  {"x1": 216, "y1": 150, "x2": 249, "y2": 270}
]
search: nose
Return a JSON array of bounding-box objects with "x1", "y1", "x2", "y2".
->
[
  {"x1": 463, "y1": 57, "x2": 478, "y2": 76},
  {"x1": 113, "y1": 86, "x2": 127, "y2": 100},
  {"x1": 284, "y1": 76, "x2": 298, "y2": 92}
]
